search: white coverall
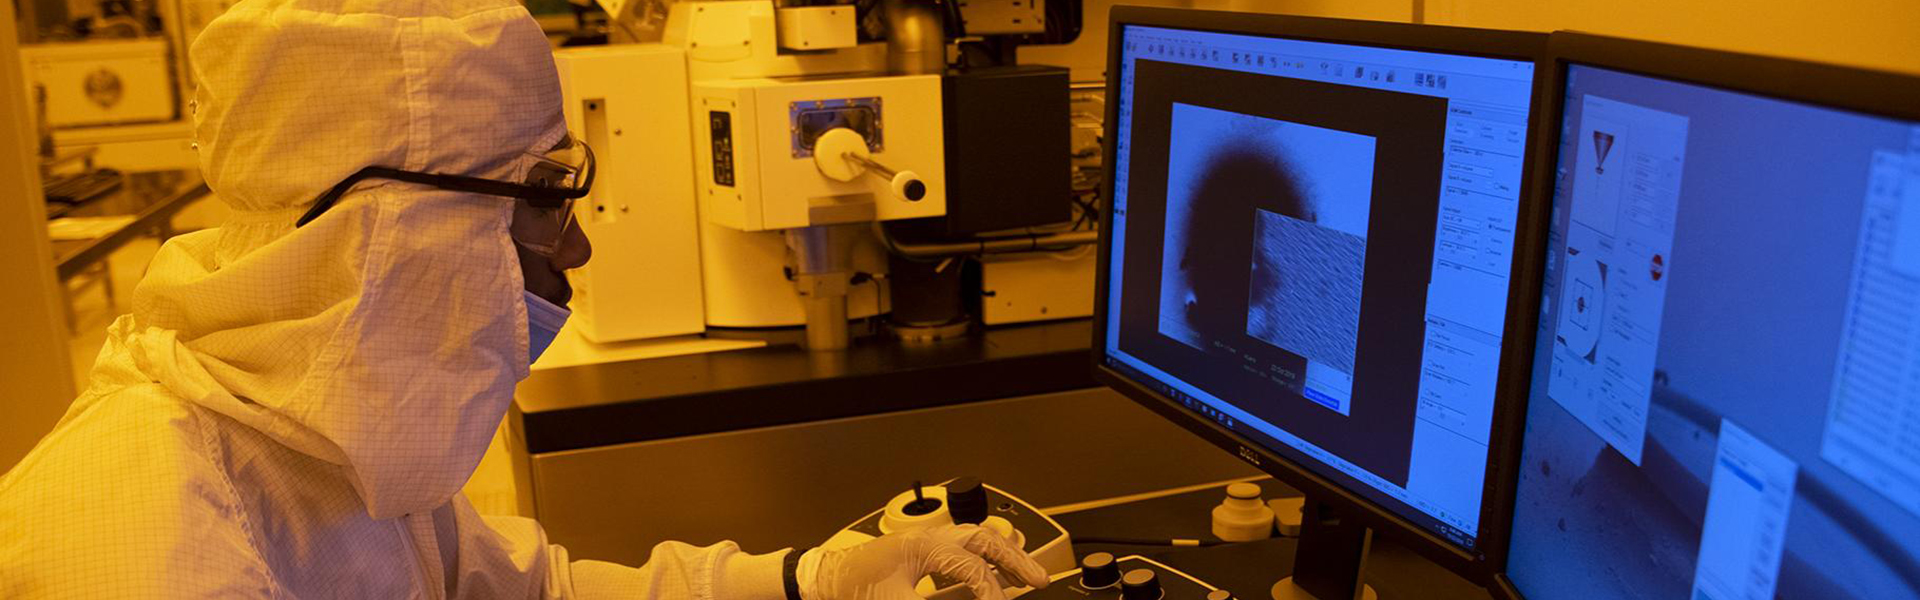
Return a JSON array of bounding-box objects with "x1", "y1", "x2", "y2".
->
[{"x1": 0, "y1": 0, "x2": 790, "y2": 597}]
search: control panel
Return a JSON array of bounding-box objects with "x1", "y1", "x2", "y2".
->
[
  {"x1": 821, "y1": 477, "x2": 1075, "y2": 599},
  {"x1": 709, "y1": 110, "x2": 735, "y2": 187},
  {"x1": 1023, "y1": 553, "x2": 1233, "y2": 600}
]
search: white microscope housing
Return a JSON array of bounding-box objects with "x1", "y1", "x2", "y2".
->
[
  {"x1": 693, "y1": 76, "x2": 946, "y2": 231},
  {"x1": 555, "y1": 0, "x2": 949, "y2": 350}
]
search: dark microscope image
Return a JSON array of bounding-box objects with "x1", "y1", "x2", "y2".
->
[{"x1": 1162, "y1": 117, "x2": 1371, "y2": 379}]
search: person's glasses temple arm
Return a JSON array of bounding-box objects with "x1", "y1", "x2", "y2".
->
[
  {"x1": 296, "y1": 169, "x2": 380, "y2": 227},
  {"x1": 295, "y1": 163, "x2": 596, "y2": 228},
  {"x1": 577, "y1": 142, "x2": 596, "y2": 194}
]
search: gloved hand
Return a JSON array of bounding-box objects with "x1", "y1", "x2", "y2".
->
[{"x1": 799, "y1": 524, "x2": 1051, "y2": 600}]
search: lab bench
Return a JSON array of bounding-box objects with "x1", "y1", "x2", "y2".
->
[
  {"x1": 49, "y1": 169, "x2": 208, "y2": 280},
  {"x1": 513, "y1": 319, "x2": 1102, "y2": 455}
]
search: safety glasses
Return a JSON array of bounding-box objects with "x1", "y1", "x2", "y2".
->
[{"x1": 295, "y1": 136, "x2": 596, "y2": 258}]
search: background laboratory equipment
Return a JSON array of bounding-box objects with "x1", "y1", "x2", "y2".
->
[
  {"x1": 548, "y1": 0, "x2": 1095, "y2": 354},
  {"x1": 1494, "y1": 32, "x2": 1920, "y2": 600},
  {"x1": 1091, "y1": 7, "x2": 1546, "y2": 599},
  {"x1": 15, "y1": 0, "x2": 235, "y2": 173},
  {"x1": 14, "y1": 0, "x2": 225, "y2": 347}
]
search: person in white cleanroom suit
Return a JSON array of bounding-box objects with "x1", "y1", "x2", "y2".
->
[{"x1": 0, "y1": 1, "x2": 1047, "y2": 598}]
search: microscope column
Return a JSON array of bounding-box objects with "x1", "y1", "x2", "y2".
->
[
  {"x1": 883, "y1": 0, "x2": 945, "y2": 76},
  {"x1": 786, "y1": 225, "x2": 857, "y2": 351}
]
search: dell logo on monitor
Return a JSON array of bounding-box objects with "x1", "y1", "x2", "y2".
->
[{"x1": 1237, "y1": 446, "x2": 1262, "y2": 466}]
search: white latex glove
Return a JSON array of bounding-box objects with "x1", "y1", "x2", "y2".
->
[{"x1": 800, "y1": 524, "x2": 1051, "y2": 600}]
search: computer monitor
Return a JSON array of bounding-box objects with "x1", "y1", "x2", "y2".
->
[
  {"x1": 1091, "y1": 7, "x2": 1545, "y2": 597},
  {"x1": 1496, "y1": 33, "x2": 1920, "y2": 600}
]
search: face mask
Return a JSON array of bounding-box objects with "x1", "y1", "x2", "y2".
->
[{"x1": 524, "y1": 290, "x2": 571, "y2": 366}]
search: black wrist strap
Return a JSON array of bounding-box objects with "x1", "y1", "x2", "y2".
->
[{"x1": 783, "y1": 547, "x2": 807, "y2": 600}]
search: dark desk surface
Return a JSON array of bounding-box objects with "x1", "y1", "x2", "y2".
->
[
  {"x1": 514, "y1": 319, "x2": 1099, "y2": 454},
  {"x1": 1054, "y1": 478, "x2": 1492, "y2": 600},
  {"x1": 50, "y1": 170, "x2": 210, "y2": 280}
]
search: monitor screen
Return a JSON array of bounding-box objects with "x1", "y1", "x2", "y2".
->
[
  {"x1": 1505, "y1": 62, "x2": 1920, "y2": 599},
  {"x1": 1100, "y1": 22, "x2": 1537, "y2": 549}
]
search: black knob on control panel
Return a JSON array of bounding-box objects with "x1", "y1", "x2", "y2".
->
[
  {"x1": 948, "y1": 477, "x2": 988, "y2": 525},
  {"x1": 1079, "y1": 553, "x2": 1120, "y2": 589},
  {"x1": 1121, "y1": 569, "x2": 1161, "y2": 600}
]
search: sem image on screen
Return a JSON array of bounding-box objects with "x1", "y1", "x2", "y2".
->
[{"x1": 1157, "y1": 104, "x2": 1377, "y2": 415}]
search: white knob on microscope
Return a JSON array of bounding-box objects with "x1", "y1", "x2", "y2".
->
[{"x1": 891, "y1": 171, "x2": 926, "y2": 202}]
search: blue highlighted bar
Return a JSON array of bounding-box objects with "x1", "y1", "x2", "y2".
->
[{"x1": 1303, "y1": 387, "x2": 1342, "y2": 410}]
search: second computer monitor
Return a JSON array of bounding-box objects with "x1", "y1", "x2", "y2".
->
[
  {"x1": 1094, "y1": 7, "x2": 1544, "y2": 573},
  {"x1": 1501, "y1": 33, "x2": 1920, "y2": 600}
]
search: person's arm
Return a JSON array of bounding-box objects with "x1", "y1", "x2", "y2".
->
[
  {"x1": 564, "y1": 543, "x2": 788, "y2": 600},
  {"x1": 442, "y1": 496, "x2": 788, "y2": 600}
]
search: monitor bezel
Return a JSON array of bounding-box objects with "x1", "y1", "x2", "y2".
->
[
  {"x1": 1488, "y1": 31, "x2": 1920, "y2": 599},
  {"x1": 1090, "y1": 5, "x2": 1550, "y2": 582}
]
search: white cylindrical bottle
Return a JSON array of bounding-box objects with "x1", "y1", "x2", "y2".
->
[{"x1": 1211, "y1": 482, "x2": 1276, "y2": 541}]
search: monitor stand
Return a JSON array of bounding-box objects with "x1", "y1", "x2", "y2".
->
[{"x1": 1271, "y1": 498, "x2": 1379, "y2": 600}]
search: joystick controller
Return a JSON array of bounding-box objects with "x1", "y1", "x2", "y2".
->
[
  {"x1": 821, "y1": 477, "x2": 1075, "y2": 599},
  {"x1": 1021, "y1": 554, "x2": 1226, "y2": 600},
  {"x1": 903, "y1": 481, "x2": 944, "y2": 516}
]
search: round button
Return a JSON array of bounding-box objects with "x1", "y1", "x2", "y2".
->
[
  {"x1": 1226, "y1": 482, "x2": 1262, "y2": 500},
  {"x1": 1207, "y1": 590, "x2": 1234, "y2": 600},
  {"x1": 1079, "y1": 553, "x2": 1119, "y2": 589},
  {"x1": 1120, "y1": 569, "x2": 1161, "y2": 600}
]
